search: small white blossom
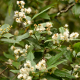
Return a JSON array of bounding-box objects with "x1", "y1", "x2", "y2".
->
[
  {"x1": 75, "y1": 73, "x2": 79, "y2": 78},
  {"x1": 27, "y1": 76, "x2": 32, "y2": 80},
  {"x1": 27, "y1": 20, "x2": 31, "y2": 25},
  {"x1": 64, "y1": 24, "x2": 68, "y2": 28},
  {"x1": 14, "y1": 11, "x2": 19, "y2": 17},
  {"x1": 46, "y1": 22, "x2": 52, "y2": 27},
  {"x1": 19, "y1": 12, "x2": 25, "y2": 17},
  {"x1": 11, "y1": 45, "x2": 15, "y2": 50},
  {"x1": 29, "y1": 30, "x2": 33, "y2": 34},
  {"x1": 17, "y1": 74, "x2": 23, "y2": 79},
  {"x1": 25, "y1": 8, "x2": 32, "y2": 14},
  {"x1": 20, "y1": 1, "x2": 25, "y2": 5},
  {"x1": 16, "y1": 18, "x2": 22, "y2": 23},
  {"x1": 17, "y1": 1, "x2": 20, "y2": 5}
]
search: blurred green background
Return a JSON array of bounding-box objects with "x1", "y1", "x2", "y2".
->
[{"x1": 0, "y1": 0, "x2": 80, "y2": 79}]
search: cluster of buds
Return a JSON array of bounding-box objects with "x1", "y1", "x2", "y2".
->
[
  {"x1": 34, "y1": 22, "x2": 53, "y2": 35},
  {"x1": 52, "y1": 24, "x2": 79, "y2": 44},
  {"x1": 0, "y1": 25, "x2": 12, "y2": 35},
  {"x1": 18, "y1": 60, "x2": 34, "y2": 80},
  {"x1": 35, "y1": 59, "x2": 46, "y2": 71},
  {"x1": 14, "y1": 1, "x2": 32, "y2": 26},
  {"x1": 18, "y1": 59, "x2": 47, "y2": 80},
  {"x1": 10, "y1": 44, "x2": 30, "y2": 59}
]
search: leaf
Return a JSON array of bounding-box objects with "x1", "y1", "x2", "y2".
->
[
  {"x1": 74, "y1": 42, "x2": 80, "y2": 52},
  {"x1": 1, "y1": 38, "x2": 19, "y2": 43},
  {"x1": 32, "y1": 3, "x2": 55, "y2": 20},
  {"x1": 72, "y1": 3, "x2": 80, "y2": 17},
  {"x1": 10, "y1": 70, "x2": 19, "y2": 73},
  {"x1": 64, "y1": 51, "x2": 72, "y2": 62},
  {"x1": 54, "y1": 69, "x2": 75, "y2": 79},
  {"x1": 3, "y1": 33, "x2": 14, "y2": 38},
  {"x1": 39, "y1": 12, "x2": 50, "y2": 20},
  {"x1": 16, "y1": 33, "x2": 29, "y2": 41},
  {"x1": 8, "y1": 3, "x2": 13, "y2": 15},
  {"x1": 47, "y1": 60, "x2": 67, "y2": 70},
  {"x1": 0, "y1": 24, "x2": 10, "y2": 34},
  {"x1": 12, "y1": 62, "x2": 21, "y2": 69},
  {"x1": 17, "y1": 56, "x2": 25, "y2": 62},
  {"x1": 46, "y1": 75, "x2": 59, "y2": 80},
  {"x1": 47, "y1": 51, "x2": 65, "y2": 67},
  {"x1": 59, "y1": 27, "x2": 65, "y2": 34},
  {"x1": 3, "y1": 52, "x2": 15, "y2": 60},
  {"x1": 27, "y1": 51, "x2": 36, "y2": 66}
]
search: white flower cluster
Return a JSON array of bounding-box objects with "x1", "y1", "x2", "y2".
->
[
  {"x1": 18, "y1": 59, "x2": 47, "y2": 80},
  {"x1": 18, "y1": 60, "x2": 34, "y2": 80},
  {"x1": 74, "y1": 65, "x2": 80, "y2": 71},
  {"x1": 52, "y1": 24, "x2": 79, "y2": 44},
  {"x1": 34, "y1": 22, "x2": 53, "y2": 35},
  {"x1": 11, "y1": 44, "x2": 30, "y2": 59},
  {"x1": 35, "y1": 59, "x2": 46, "y2": 71},
  {"x1": 14, "y1": 1, "x2": 31, "y2": 25}
]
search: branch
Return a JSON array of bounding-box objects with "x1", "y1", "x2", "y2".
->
[{"x1": 56, "y1": 2, "x2": 76, "y2": 17}]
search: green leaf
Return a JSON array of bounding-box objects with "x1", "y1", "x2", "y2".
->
[
  {"x1": 3, "y1": 52, "x2": 15, "y2": 60},
  {"x1": 72, "y1": 3, "x2": 80, "y2": 17},
  {"x1": 1, "y1": 38, "x2": 19, "y2": 43},
  {"x1": 10, "y1": 70, "x2": 19, "y2": 73},
  {"x1": 74, "y1": 42, "x2": 80, "y2": 52},
  {"x1": 64, "y1": 51, "x2": 72, "y2": 62},
  {"x1": 0, "y1": 24, "x2": 10, "y2": 34},
  {"x1": 8, "y1": 3, "x2": 13, "y2": 15},
  {"x1": 47, "y1": 51, "x2": 65, "y2": 67},
  {"x1": 3, "y1": 33, "x2": 14, "y2": 38},
  {"x1": 27, "y1": 51, "x2": 36, "y2": 66},
  {"x1": 59, "y1": 27, "x2": 65, "y2": 34},
  {"x1": 32, "y1": 3, "x2": 55, "y2": 20},
  {"x1": 54, "y1": 69, "x2": 75, "y2": 79},
  {"x1": 12, "y1": 62, "x2": 20, "y2": 69},
  {"x1": 47, "y1": 60, "x2": 67, "y2": 70},
  {"x1": 46, "y1": 75, "x2": 59, "y2": 80},
  {"x1": 16, "y1": 33, "x2": 29, "y2": 41},
  {"x1": 17, "y1": 56, "x2": 25, "y2": 62},
  {"x1": 39, "y1": 12, "x2": 50, "y2": 20}
]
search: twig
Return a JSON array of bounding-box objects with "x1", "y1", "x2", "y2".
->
[
  {"x1": 56, "y1": 2, "x2": 76, "y2": 17},
  {"x1": 0, "y1": 67, "x2": 8, "y2": 75}
]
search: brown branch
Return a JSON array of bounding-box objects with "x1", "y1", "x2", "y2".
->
[
  {"x1": 56, "y1": 2, "x2": 76, "y2": 17},
  {"x1": 0, "y1": 67, "x2": 8, "y2": 75}
]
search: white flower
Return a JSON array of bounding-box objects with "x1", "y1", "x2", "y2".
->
[
  {"x1": 52, "y1": 33, "x2": 59, "y2": 40},
  {"x1": 14, "y1": 49, "x2": 20, "y2": 54},
  {"x1": 15, "y1": 55, "x2": 19, "y2": 59},
  {"x1": 21, "y1": 8, "x2": 25, "y2": 12},
  {"x1": 14, "y1": 11, "x2": 19, "y2": 17},
  {"x1": 16, "y1": 18, "x2": 22, "y2": 23},
  {"x1": 27, "y1": 76, "x2": 32, "y2": 80},
  {"x1": 23, "y1": 74, "x2": 27, "y2": 79},
  {"x1": 11, "y1": 45, "x2": 15, "y2": 50},
  {"x1": 25, "y1": 44, "x2": 29, "y2": 49},
  {"x1": 64, "y1": 24, "x2": 68, "y2": 28},
  {"x1": 8, "y1": 59, "x2": 13, "y2": 64},
  {"x1": 20, "y1": 1, "x2": 25, "y2": 5},
  {"x1": 75, "y1": 73, "x2": 78, "y2": 78},
  {"x1": 25, "y1": 8, "x2": 32, "y2": 14},
  {"x1": 23, "y1": 22, "x2": 27, "y2": 26},
  {"x1": 30, "y1": 66, "x2": 34, "y2": 71},
  {"x1": 17, "y1": 1, "x2": 20, "y2": 5},
  {"x1": 19, "y1": 12, "x2": 25, "y2": 17},
  {"x1": 17, "y1": 74, "x2": 23, "y2": 79},
  {"x1": 35, "y1": 59, "x2": 46, "y2": 70},
  {"x1": 27, "y1": 20, "x2": 31, "y2": 25},
  {"x1": 46, "y1": 22, "x2": 52, "y2": 27},
  {"x1": 70, "y1": 32, "x2": 79, "y2": 40},
  {"x1": 29, "y1": 30, "x2": 33, "y2": 34},
  {"x1": 47, "y1": 31, "x2": 52, "y2": 35}
]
